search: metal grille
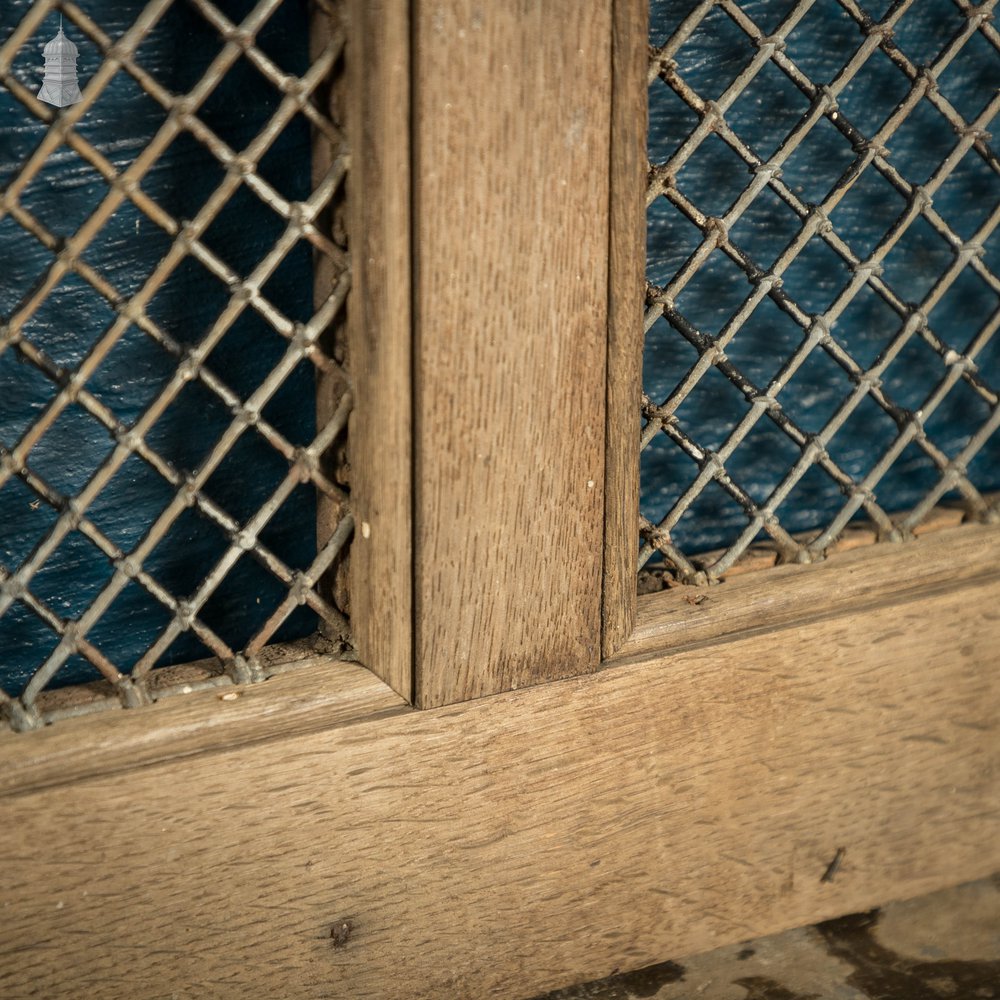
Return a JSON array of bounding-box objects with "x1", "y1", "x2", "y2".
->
[
  {"x1": 642, "y1": 0, "x2": 1000, "y2": 584},
  {"x1": 0, "y1": 0, "x2": 351, "y2": 731}
]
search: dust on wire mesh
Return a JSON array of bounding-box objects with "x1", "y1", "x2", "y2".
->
[
  {"x1": 0, "y1": 0, "x2": 352, "y2": 731},
  {"x1": 641, "y1": 0, "x2": 1000, "y2": 587}
]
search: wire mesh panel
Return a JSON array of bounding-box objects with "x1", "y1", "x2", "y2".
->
[
  {"x1": 642, "y1": 0, "x2": 1000, "y2": 586},
  {"x1": 0, "y1": 0, "x2": 351, "y2": 731}
]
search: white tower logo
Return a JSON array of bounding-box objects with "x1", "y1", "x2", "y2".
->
[{"x1": 38, "y1": 19, "x2": 83, "y2": 108}]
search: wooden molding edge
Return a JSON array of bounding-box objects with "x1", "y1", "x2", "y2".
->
[
  {"x1": 345, "y1": 0, "x2": 413, "y2": 701},
  {"x1": 618, "y1": 520, "x2": 1000, "y2": 664},
  {"x1": 602, "y1": 0, "x2": 648, "y2": 659},
  {"x1": 4, "y1": 570, "x2": 998, "y2": 998},
  {"x1": 0, "y1": 657, "x2": 408, "y2": 798}
]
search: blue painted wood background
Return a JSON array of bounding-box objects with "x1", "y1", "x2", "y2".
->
[
  {"x1": 0, "y1": 1, "x2": 318, "y2": 693},
  {"x1": 645, "y1": 0, "x2": 1000, "y2": 555}
]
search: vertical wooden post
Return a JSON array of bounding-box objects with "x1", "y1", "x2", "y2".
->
[
  {"x1": 411, "y1": 0, "x2": 614, "y2": 706},
  {"x1": 349, "y1": 0, "x2": 644, "y2": 706}
]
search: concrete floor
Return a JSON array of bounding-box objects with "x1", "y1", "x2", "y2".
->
[{"x1": 531, "y1": 875, "x2": 1000, "y2": 999}]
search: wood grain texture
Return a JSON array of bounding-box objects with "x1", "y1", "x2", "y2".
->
[
  {"x1": 345, "y1": 0, "x2": 412, "y2": 700},
  {"x1": 622, "y1": 521, "x2": 1000, "y2": 663},
  {"x1": 4, "y1": 568, "x2": 998, "y2": 999},
  {"x1": 602, "y1": 0, "x2": 648, "y2": 659},
  {"x1": 0, "y1": 657, "x2": 406, "y2": 797},
  {"x1": 412, "y1": 0, "x2": 613, "y2": 706}
]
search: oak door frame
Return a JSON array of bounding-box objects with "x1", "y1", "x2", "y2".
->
[{"x1": 2, "y1": 3, "x2": 999, "y2": 999}]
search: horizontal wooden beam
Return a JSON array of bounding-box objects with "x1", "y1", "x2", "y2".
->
[{"x1": 4, "y1": 540, "x2": 998, "y2": 998}]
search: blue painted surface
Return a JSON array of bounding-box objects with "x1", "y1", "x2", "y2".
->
[
  {"x1": 0, "y1": 1, "x2": 318, "y2": 693},
  {"x1": 645, "y1": 0, "x2": 1000, "y2": 555}
]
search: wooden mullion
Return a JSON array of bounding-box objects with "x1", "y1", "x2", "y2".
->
[{"x1": 410, "y1": 0, "x2": 614, "y2": 706}]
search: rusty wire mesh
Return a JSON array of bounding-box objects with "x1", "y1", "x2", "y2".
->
[
  {"x1": 0, "y1": 0, "x2": 352, "y2": 731},
  {"x1": 642, "y1": 0, "x2": 1000, "y2": 585}
]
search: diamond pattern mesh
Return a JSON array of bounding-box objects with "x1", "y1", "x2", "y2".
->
[
  {"x1": 642, "y1": 0, "x2": 1000, "y2": 585},
  {"x1": 0, "y1": 0, "x2": 351, "y2": 731}
]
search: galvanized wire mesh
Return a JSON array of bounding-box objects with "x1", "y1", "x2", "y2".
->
[
  {"x1": 0, "y1": 0, "x2": 351, "y2": 731},
  {"x1": 642, "y1": 0, "x2": 1000, "y2": 585}
]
